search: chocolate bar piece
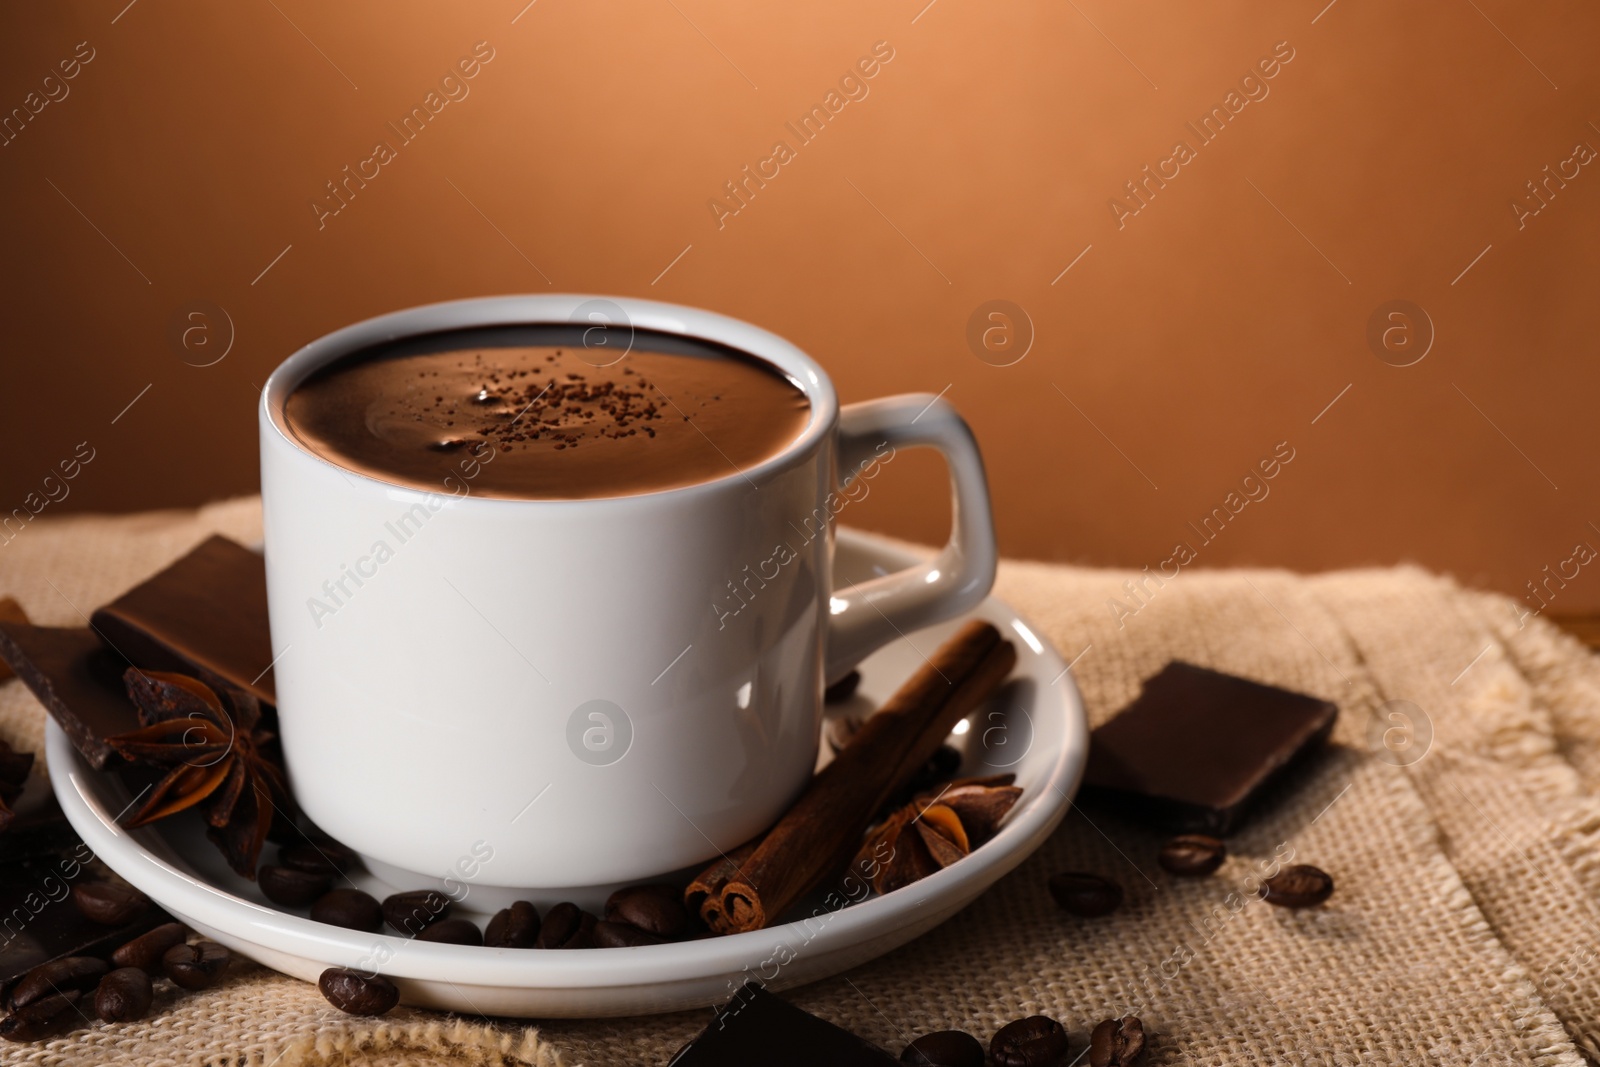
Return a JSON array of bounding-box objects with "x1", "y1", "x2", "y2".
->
[
  {"x1": 90, "y1": 535, "x2": 277, "y2": 705},
  {"x1": 0, "y1": 597, "x2": 27, "y2": 681},
  {"x1": 0, "y1": 772, "x2": 73, "y2": 862},
  {"x1": 668, "y1": 984, "x2": 896, "y2": 1066},
  {"x1": 0, "y1": 853, "x2": 171, "y2": 998},
  {"x1": 0, "y1": 740, "x2": 29, "y2": 836},
  {"x1": 1081, "y1": 661, "x2": 1338, "y2": 836},
  {"x1": 0, "y1": 624, "x2": 138, "y2": 769}
]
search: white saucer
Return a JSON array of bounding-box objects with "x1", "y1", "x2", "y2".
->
[{"x1": 47, "y1": 529, "x2": 1087, "y2": 1018}]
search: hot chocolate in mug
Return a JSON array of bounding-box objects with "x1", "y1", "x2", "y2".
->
[{"x1": 259, "y1": 295, "x2": 997, "y2": 897}]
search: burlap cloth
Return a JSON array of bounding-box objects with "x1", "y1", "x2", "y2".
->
[{"x1": 3, "y1": 497, "x2": 1598, "y2": 1066}]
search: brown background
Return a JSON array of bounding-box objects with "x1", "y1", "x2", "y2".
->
[{"x1": 1, "y1": 0, "x2": 1596, "y2": 614}]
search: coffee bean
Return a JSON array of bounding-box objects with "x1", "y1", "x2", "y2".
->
[
  {"x1": 414, "y1": 918, "x2": 483, "y2": 945},
  {"x1": 535, "y1": 901, "x2": 597, "y2": 949},
  {"x1": 905, "y1": 745, "x2": 963, "y2": 795},
  {"x1": 382, "y1": 890, "x2": 452, "y2": 935},
  {"x1": 536, "y1": 901, "x2": 579, "y2": 947},
  {"x1": 1048, "y1": 872, "x2": 1123, "y2": 917},
  {"x1": 279, "y1": 840, "x2": 358, "y2": 875},
  {"x1": 162, "y1": 940, "x2": 230, "y2": 990},
  {"x1": 901, "y1": 1029, "x2": 985, "y2": 1066},
  {"x1": 1157, "y1": 835, "x2": 1226, "y2": 877},
  {"x1": 259, "y1": 865, "x2": 332, "y2": 908},
  {"x1": 1089, "y1": 1016, "x2": 1145, "y2": 1067},
  {"x1": 310, "y1": 888, "x2": 382, "y2": 932},
  {"x1": 10, "y1": 956, "x2": 108, "y2": 1009},
  {"x1": 318, "y1": 967, "x2": 399, "y2": 1016},
  {"x1": 826, "y1": 713, "x2": 865, "y2": 753},
  {"x1": 991, "y1": 1015, "x2": 1070, "y2": 1067},
  {"x1": 824, "y1": 669, "x2": 861, "y2": 704},
  {"x1": 485, "y1": 901, "x2": 540, "y2": 948},
  {"x1": 94, "y1": 967, "x2": 153, "y2": 1023},
  {"x1": 593, "y1": 920, "x2": 666, "y2": 948},
  {"x1": 1262, "y1": 864, "x2": 1334, "y2": 908},
  {"x1": 0, "y1": 990, "x2": 81, "y2": 1042},
  {"x1": 605, "y1": 884, "x2": 687, "y2": 938},
  {"x1": 71, "y1": 880, "x2": 149, "y2": 925},
  {"x1": 111, "y1": 922, "x2": 189, "y2": 971}
]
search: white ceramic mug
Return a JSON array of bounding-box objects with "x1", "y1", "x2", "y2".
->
[{"x1": 259, "y1": 295, "x2": 997, "y2": 895}]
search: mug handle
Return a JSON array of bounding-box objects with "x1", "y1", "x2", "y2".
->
[{"x1": 824, "y1": 394, "x2": 998, "y2": 683}]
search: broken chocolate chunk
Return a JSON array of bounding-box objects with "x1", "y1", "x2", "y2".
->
[
  {"x1": 0, "y1": 772, "x2": 74, "y2": 862},
  {"x1": 668, "y1": 983, "x2": 897, "y2": 1066},
  {"x1": 0, "y1": 740, "x2": 32, "y2": 835},
  {"x1": 90, "y1": 535, "x2": 277, "y2": 705},
  {"x1": 0, "y1": 597, "x2": 28, "y2": 682},
  {"x1": 0, "y1": 854, "x2": 170, "y2": 999},
  {"x1": 0, "y1": 624, "x2": 140, "y2": 768},
  {"x1": 1081, "y1": 661, "x2": 1338, "y2": 836}
]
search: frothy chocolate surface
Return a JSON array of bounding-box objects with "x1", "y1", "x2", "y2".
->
[{"x1": 283, "y1": 326, "x2": 811, "y2": 500}]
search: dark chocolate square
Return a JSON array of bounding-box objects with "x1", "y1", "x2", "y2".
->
[
  {"x1": 1081, "y1": 661, "x2": 1338, "y2": 836},
  {"x1": 0, "y1": 624, "x2": 139, "y2": 769},
  {"x1": 668, "y1": 984, "x2": 897, "y2": 1066},
  {"x1": 90, "y1": 534, "x2": 276, "y2": 704},
  {"x1": 0, "y1": 853, "x2": 170, "y2": 995},
  {"x1": 0, "y1": 774, "x2": 74, "y2": 864}
]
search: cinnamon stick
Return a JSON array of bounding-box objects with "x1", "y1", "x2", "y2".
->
[
  {"x1": 709, "y1": 619, "x2": 1016, "y2": 933},
  {"x1": 684, "y1": 839, "x2": 758, "y2": 931}
]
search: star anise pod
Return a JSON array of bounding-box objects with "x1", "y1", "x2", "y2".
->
[
  {"x1": 850, "y1": 775, "x2": 1023, "y2": 894},
  {"x1": 107, "y1": 669, "x2": 289, "y2": 878},
  {"x1": 932, "y1": 777, "x2": 1023, "y2": 846}
]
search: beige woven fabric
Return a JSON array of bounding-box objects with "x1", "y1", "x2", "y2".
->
[{"x1": 2, "y1": 499, "x2": 1598, "y2": 1066}]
